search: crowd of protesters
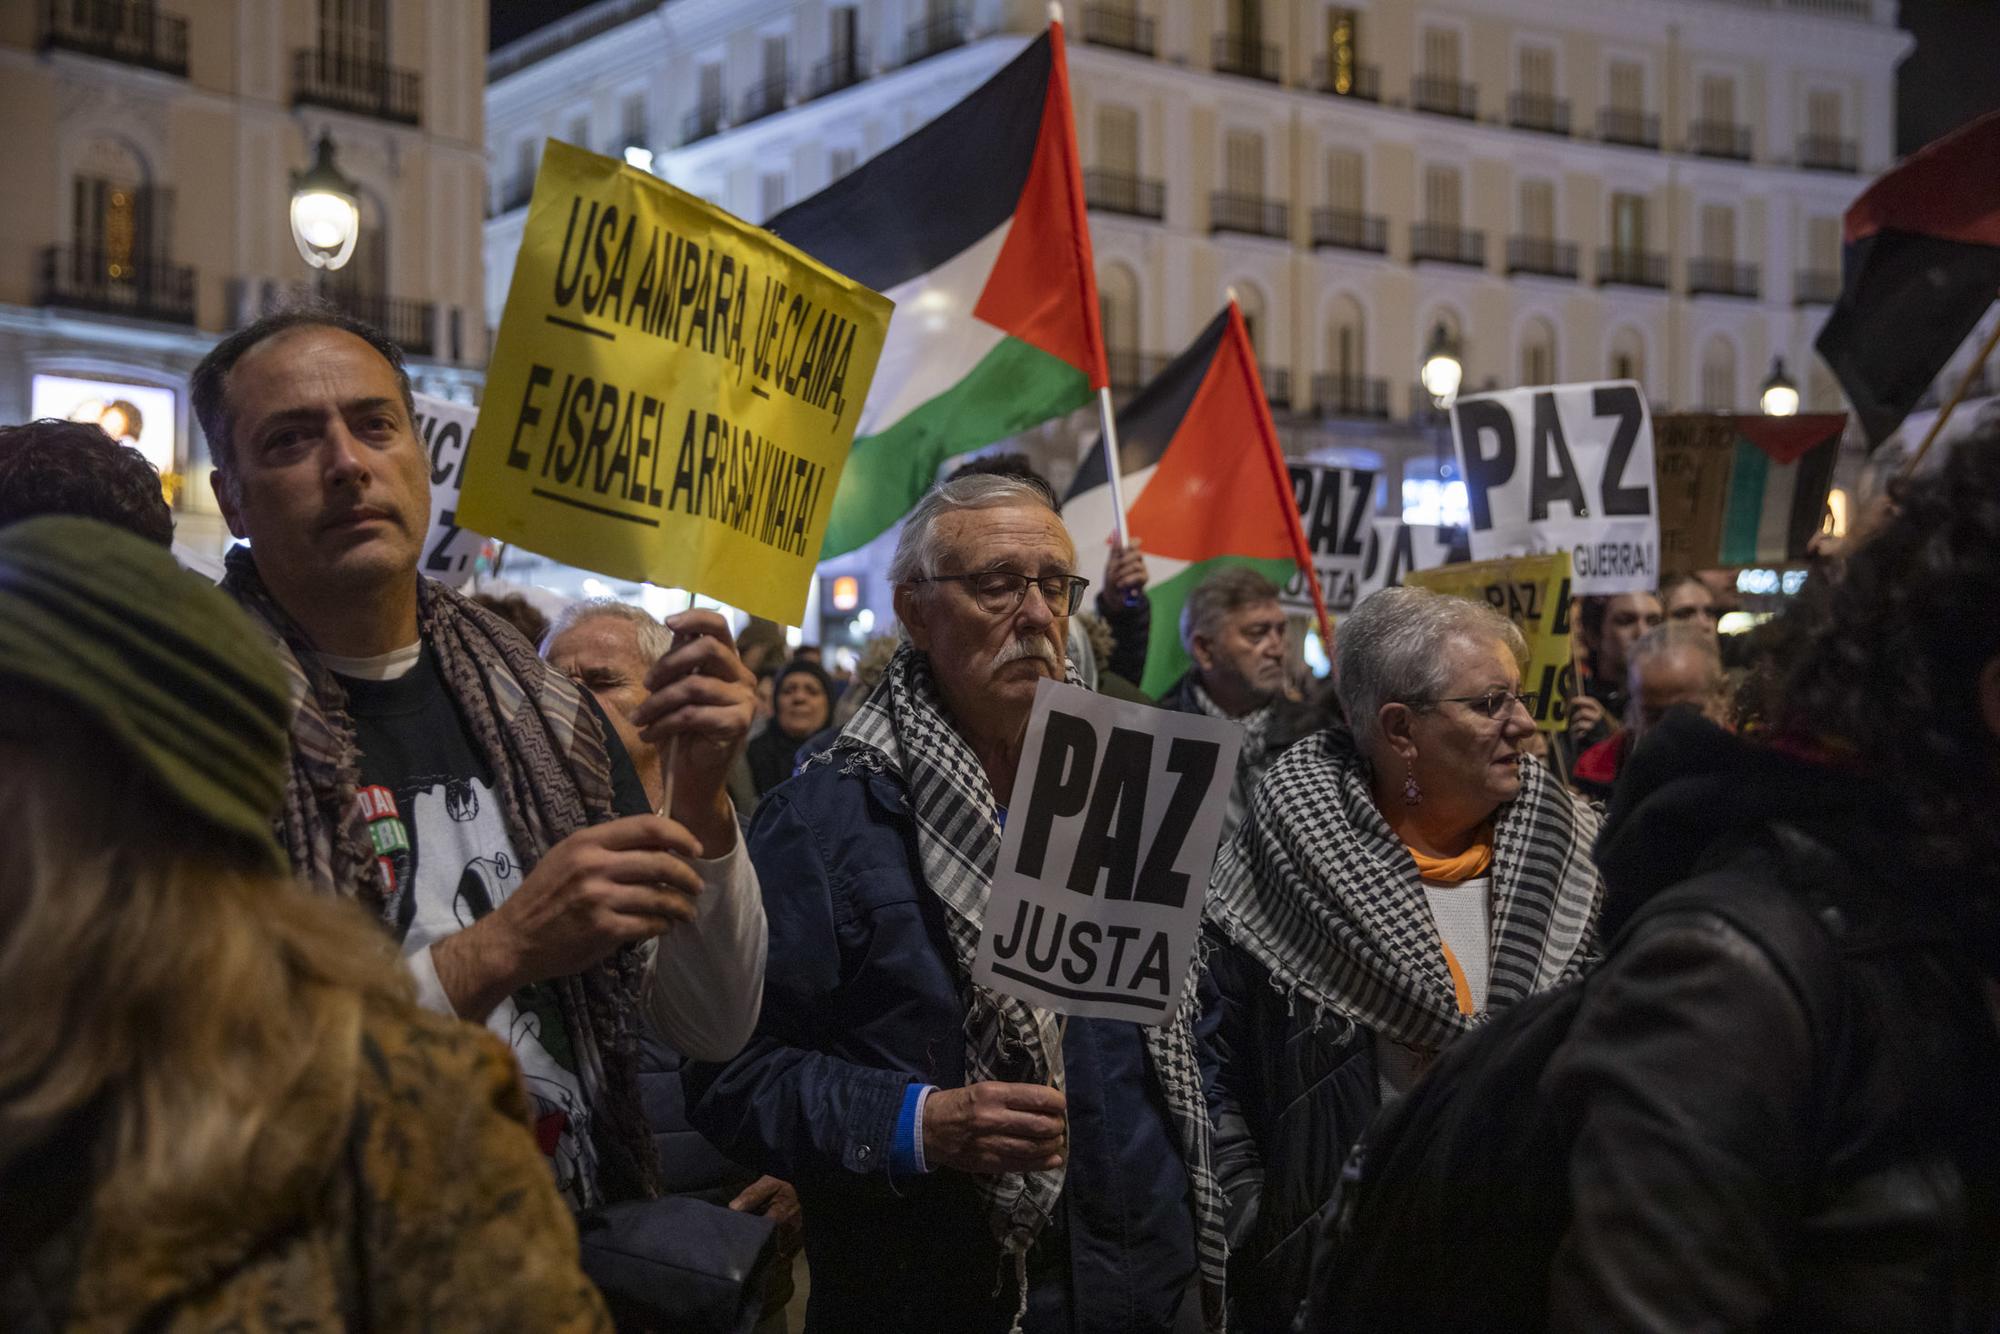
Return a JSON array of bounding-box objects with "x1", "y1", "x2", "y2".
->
[{"x1": 1, "y1": 304, "x2": 1996, "y2": 1334}]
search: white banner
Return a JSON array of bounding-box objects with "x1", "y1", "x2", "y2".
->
[
  {"x1": 411, "y1": 393, "x2": 487, "y2": 588},
  {"x1": 1450, "y1": 380, "x2": 1659, "y2": 595},
  {"x1": 972, "y1": 680, "x2": 1242, "y2": 1025}
]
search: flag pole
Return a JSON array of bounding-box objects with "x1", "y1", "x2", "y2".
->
[
  {"x1": 1097, "y1": 388, "x2": 1132, "y2": 548},
  {"x1": 1905, "y1": 293, "x2": 2000, "y2": 476}
]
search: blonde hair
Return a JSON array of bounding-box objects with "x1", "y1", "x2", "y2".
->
[{"x1": 0, "y1": 701, "x2": 412, "y2": 1249}]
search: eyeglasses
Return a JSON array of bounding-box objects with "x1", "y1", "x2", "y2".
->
[
  {"x1": 1406, "y1": 689, "x2": 1542, "y2": 720},
  {"x1": 912, "y1": 570, "x2": 1091, "y2": 616}
]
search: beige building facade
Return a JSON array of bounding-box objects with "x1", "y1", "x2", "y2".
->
[{"x1": 0, "y1": 0, "x2": 487, "y2": 561}]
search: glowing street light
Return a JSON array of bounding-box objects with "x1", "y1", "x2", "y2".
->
[
  {"x1": 1759, "y1": 355, "x2": 1800, "y2": 417},
  {"x1": 1420, "y1": 323, "x2": 1463, "y2": 407},
  {"x1": 289, "y1": 132, "x2": 360, "y2": 271}
]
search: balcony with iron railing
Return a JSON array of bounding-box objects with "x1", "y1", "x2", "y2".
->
[
  {"x1": 1311, "y1": 54, "x2": 1379, "y2": 100},
  {"x1": 1085, "y1": 169, "x2": 1165, "y2": 221},
  {"x1": 1411, "y1": 75, "x2": 1476, "y2": 120},
  {"x1": 41, "y1": 0, "x2": 188, "y2": 77},
  {"x1": 1212, "y1": 34, "x2": 1282, "y2": 83},
  {"x1": 1260, "y1": 365, "x2": 1292, "y2": 411},
  {"x1": 1082, "y1": 4, "x2": 1155, "y2": 55},
  {"x1": 1310, "y1": 208, "x2": 1388, "y2": 255},
  {"x1": 1411, "y1": 222, "x2": 1485, "y2": 268},
  {"x1": 273, "y1": 285, "x2": 435, "y2": 357},
  {"x1": 1687, "y1": 119, "x2": 1753, "y2": 161},
  {"x1": 292, "y1": 48, "x2": 421, "y2": 125},
  {"x1": 1210, "y1": 192, "x2": 1289, "y2": 240},
  {"x1": 808, "y1": 47, "x2": 869, "y2": 100},
  {"x1": 1797, "y1": 134, "x2": 1858, "y2": 172},
  {"x1": 739, "y1": 72, "x2": 791, "y2": 124},
  {"x1": 1312, "y1": 374, "x2": 1390, "y2": 420},
  {"x1": 1794, "y1": 268, "x2": 1841, "y2": 306},
  {"x1": 1508, "y1": 92, "x2": 1570, "y2": 137},
  {"x1": 1108, "y1": 349, "x2": 1171, "y2": 393},
  {"x1": 901, "y1": 10, "x2": 967, "y2": 66},
  {"x1": 682, "y1": 100, "x2": 724, "y2": 144},
  {"x1": 1687, "y1": 258, "x2": 1760, "y2": 299},
  {"x1": 1506, "y1": 237, "x2": 1579, "y2": 279},
  {"x1": 39, "y1": 247, "x2": 196, "y2": 325},
  {"x1": 1596, "y1": 248, "x2": 1669, "y2": 289},
  {"x1": 1598, "y1": 107, "x2": 1660, "y2": 149}
]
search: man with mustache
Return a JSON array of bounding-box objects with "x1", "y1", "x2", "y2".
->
[
  {"x1": 687, "y1": 474, "x2": 1226, "y2": 1333},
  {"x1": 190, "y1": 308, "x2": 768, "y2": 1232}
]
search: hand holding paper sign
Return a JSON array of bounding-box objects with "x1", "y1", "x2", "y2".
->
[
  {"x1": 922, "y1": 1081, "x2": 1069, "y2": 1175},
  {"x1": 631, "y1": 609, "x2": 755, "y2": 856}
]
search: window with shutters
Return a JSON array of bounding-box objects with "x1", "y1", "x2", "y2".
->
[
  {"x1": 1700, "y1": 74, "x2": 1736, "y2": 124},
  {"x1": 1099, "y1": 263, "x2": 1140, "y2": 354},
  {"x1": 1807, "y1": 217, "x2": 1841, "y2": 272},
  {"x1": 1518, "y1": 46, "x2": 1554, "y2": 99},
  {"x1": 1609, "y1": 60, "x2": 1644, "y2": 113},
  {"x1": 1520, "y1": 318, "x2": 1557, "y2": 387},
  {"x1": 1424, "y1": 165, "x2": 1462, "y2": 228},
  {"x1": 1807, "y1": 89, "x2": 1841, "y2": 138},
  {"x1": 830, "y1": 147, "x2": 858, "y2": 179},
  {"x1": 1610, "y1": 192, "x2": 1647, "y2": 254},
  {"x1": 1329, "y1": 295, "x2": 1365, "y2": 380},
  {"x1": 318, "y1": 0, "x2": 386, "y2": 66},
  {"x1": 1229, "y1": 0, "x2": 1263, "y2": 47},
  {"x1": 1326, "y1": 150, "x2": 1365, "y2": 211},
  {"x1": 1226, "y1": 131, "x2": 1265, "y2": 197},
  {"x1": 1608, "y1": 327, "x2": 1645, "y2": 384},
  {"x1": 1237, "y1": 284, "x2": 1267, "y2": 355},
  {"x1": 621, "y1": 93, "x2": 646, "y2": 148},
  {"x1": 565, "y1": 114, "x2": 588, "y2": 148},
  {"x1": 762, "y1": 35, "x2": 787, "y2": 86},
  {"x1": 699, "y1": 63, "x2": 723, "y2": 111},
  {"x1": 1422, "y1": 27, "x2": 1460, "y2": 79},
  {"x1": 1700, "y1": 205, "x2": 1736, "y2": 264},
  {"x1": 1097, "y1": 106, "x2": 1139, "y2": 174},
  {"x1": 1519, "y1": 179, "x2": 1556, "y2": 241},
  {"x1": 1701, "y1": 338, "x2": 1738, "y2": 410}
]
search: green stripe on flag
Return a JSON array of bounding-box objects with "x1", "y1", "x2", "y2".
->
[
  {"x1": 821, "y1": 335, "x2": 1091, "y2": 557},
  {"x1": 1140, "y1": 556, "x2": 1300, "y2": 698},
  {"x1": 1719, "y1": 438, "x2": 1769, "y2": 567}
]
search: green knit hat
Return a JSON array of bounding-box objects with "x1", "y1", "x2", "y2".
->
[{"x1": 0, "y1": 516, "x2": 293, "y2": 872}]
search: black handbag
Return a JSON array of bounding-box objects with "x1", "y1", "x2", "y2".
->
[{"x1": 576, "y1": 1195, "x2": 781, "y2": 1334}]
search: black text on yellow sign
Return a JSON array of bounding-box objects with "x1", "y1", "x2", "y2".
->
[{"x1": 459, "y1": 140, "x2": 892, "y2": 624}]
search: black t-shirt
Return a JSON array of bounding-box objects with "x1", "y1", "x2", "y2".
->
[{"x1": 338, "y1": 645, "x2": 648, "y2": 1207}]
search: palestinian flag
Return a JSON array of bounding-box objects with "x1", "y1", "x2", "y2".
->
[
  {"x1": 1653, "y1": 413, "x2": 1846, "y2": 570},
  {"x1": 1064, "y1": 304, "x2": 1328, "y2": 697},
  {"x1": 765, "y1": 26, "x2": 1105, "y2": 557},
  {"x1": 1814, "y1": 109, "x2": 2000, "y2": 447}
]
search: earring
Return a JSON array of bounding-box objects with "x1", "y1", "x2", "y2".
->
[{"x1": 1403, "y1": 760, "x2": 1422, "y2": 806}]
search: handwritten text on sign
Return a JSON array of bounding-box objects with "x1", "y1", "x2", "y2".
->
[
  {"x1": 973, "y1": 681, "x2": 1242, "y2": 1024},
  {"x1": 1450, "y1": 381, "x2": 1658, "y2": 596},
  {"x1": 457, "y1": 140, "x2": 892, "y2": 624},
  {"x1": 411, "y1": 393, "x2": 486, "y2": 588}
]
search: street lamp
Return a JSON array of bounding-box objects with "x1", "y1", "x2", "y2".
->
[
  {"x1": 290, "y1": 132, "x2": 360, "y2": 271},
  {"x1": 1759, "y1": 355, "x2": 1800, "y2": 417},
  {"x1": 1420, "y1": 323, "x2": 1463, "y2": 407}
]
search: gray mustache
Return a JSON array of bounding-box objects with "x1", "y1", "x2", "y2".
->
[{"x1": 993, "y1": 635, "x2": 1064, "y2": 671}]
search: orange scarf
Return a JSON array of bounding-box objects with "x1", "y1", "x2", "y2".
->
[{"x1": 1406, "y1": 824, "x2": 1494, "y2": 1014}]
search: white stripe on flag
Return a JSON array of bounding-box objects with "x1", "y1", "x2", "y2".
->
[
  {"x1": 857, "y1": 220, "x2": 1013, "y2": 437},
  {"x1": 1063, "y1": 465, "x2": 1187, "y2": 586}
]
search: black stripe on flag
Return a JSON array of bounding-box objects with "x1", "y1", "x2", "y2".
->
[
  {"x1": 763, "y1": 33, "x2": 1051, "y2": 293},
  {"x1": 1064, "y1": 308, "x2": 1229, "y2": 500},
  {"x1": 1783, "y1": 430, "x2": 1843, "y2": 561}
]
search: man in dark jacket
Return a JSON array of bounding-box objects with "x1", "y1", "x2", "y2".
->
[
  {"x1": 1156, "y1": 566, "x2": 1316, "y2": 843},
  {"x1": 687, "y1": 472, "x2": 1225, "y2": 1334},
  {"x1": 1546, "y1": 435, "x2": 2000, "y2": 1330}
]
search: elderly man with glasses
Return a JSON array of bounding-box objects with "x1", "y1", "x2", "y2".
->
[{"x1": 687, "y1": 474, "x2": 1225, "y2": 1334}]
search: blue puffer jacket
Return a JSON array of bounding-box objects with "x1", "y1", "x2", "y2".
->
[{"x1": 684, "y1": 759, "x2": 1209, "y2": 1334}]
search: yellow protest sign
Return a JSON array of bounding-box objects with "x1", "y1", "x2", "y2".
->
[
  {"x1": 1407, "y1": 552, "x2": 1575, "y2": 733},
  {"x1": 458, "y1": 140, "x2": 892, "y2": 624}
]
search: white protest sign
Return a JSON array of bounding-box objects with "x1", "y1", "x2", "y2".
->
[
  {"x1": 1276, "y1": 465, "x2": 1463, "y2": 613},
  {"x1": 412, "y1": 392, "x2": 487, "y2": 587},
  {"x1": 973, "y1": 680, "x2": 1242, "y2": 1024},
  {"x1": 1450, "y1": 380, "x2": 1659, "y2": 595}
]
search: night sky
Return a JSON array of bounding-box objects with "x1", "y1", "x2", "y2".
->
[{"x1": 486, "y1": 0, "x2": 2000, "y2": 157}]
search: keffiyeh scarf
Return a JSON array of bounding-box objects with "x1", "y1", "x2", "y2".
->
[
  {"x1": 811, "y1": 645, "x2": 1227, "y2": 1331},
  {"x1": 1208, "y1": 726, "x2": 1603, "y2": 1057},
  {"x1": 220, "y1": 548, "x2": 662, "y2": 1202}
]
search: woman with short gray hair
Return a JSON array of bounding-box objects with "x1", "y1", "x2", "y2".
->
[{"x1": 1204, "y1": 584, "x2": 1603, "y2": 1333}]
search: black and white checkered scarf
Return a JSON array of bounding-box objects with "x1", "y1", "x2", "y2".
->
[
  {"x1": 1208, "y1": 726, "x2": 1602, "y2": 1057},
  {"x1": 812, "y1": 644, "x2": 1227, "y2": 1331}
]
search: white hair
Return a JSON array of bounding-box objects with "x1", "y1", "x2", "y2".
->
[
  {"x1": 540, "y1": 598, "x2": 672, "y2": 665},
  {"x1": 1626, "y1": 621, "x2": 1724, "y2": 694},
  {"x1": 887, "y1": 473, "x2": 1063, "y2": 584},
  {"x1": 1335, "y1": 585, "x2": 1529, "y2": 752}
]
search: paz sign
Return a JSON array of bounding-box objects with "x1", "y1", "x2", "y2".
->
[
  {"x1": 458, "y1": 140, "x2": 892, "y2": 623},
  {"x1": 973, "y1": 681, "x2": 1241, "y2": 1024}
]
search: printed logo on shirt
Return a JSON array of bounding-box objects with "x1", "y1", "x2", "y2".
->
[{"x1": 358, "y1": 784, "x2": 411, "y2": 902}]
